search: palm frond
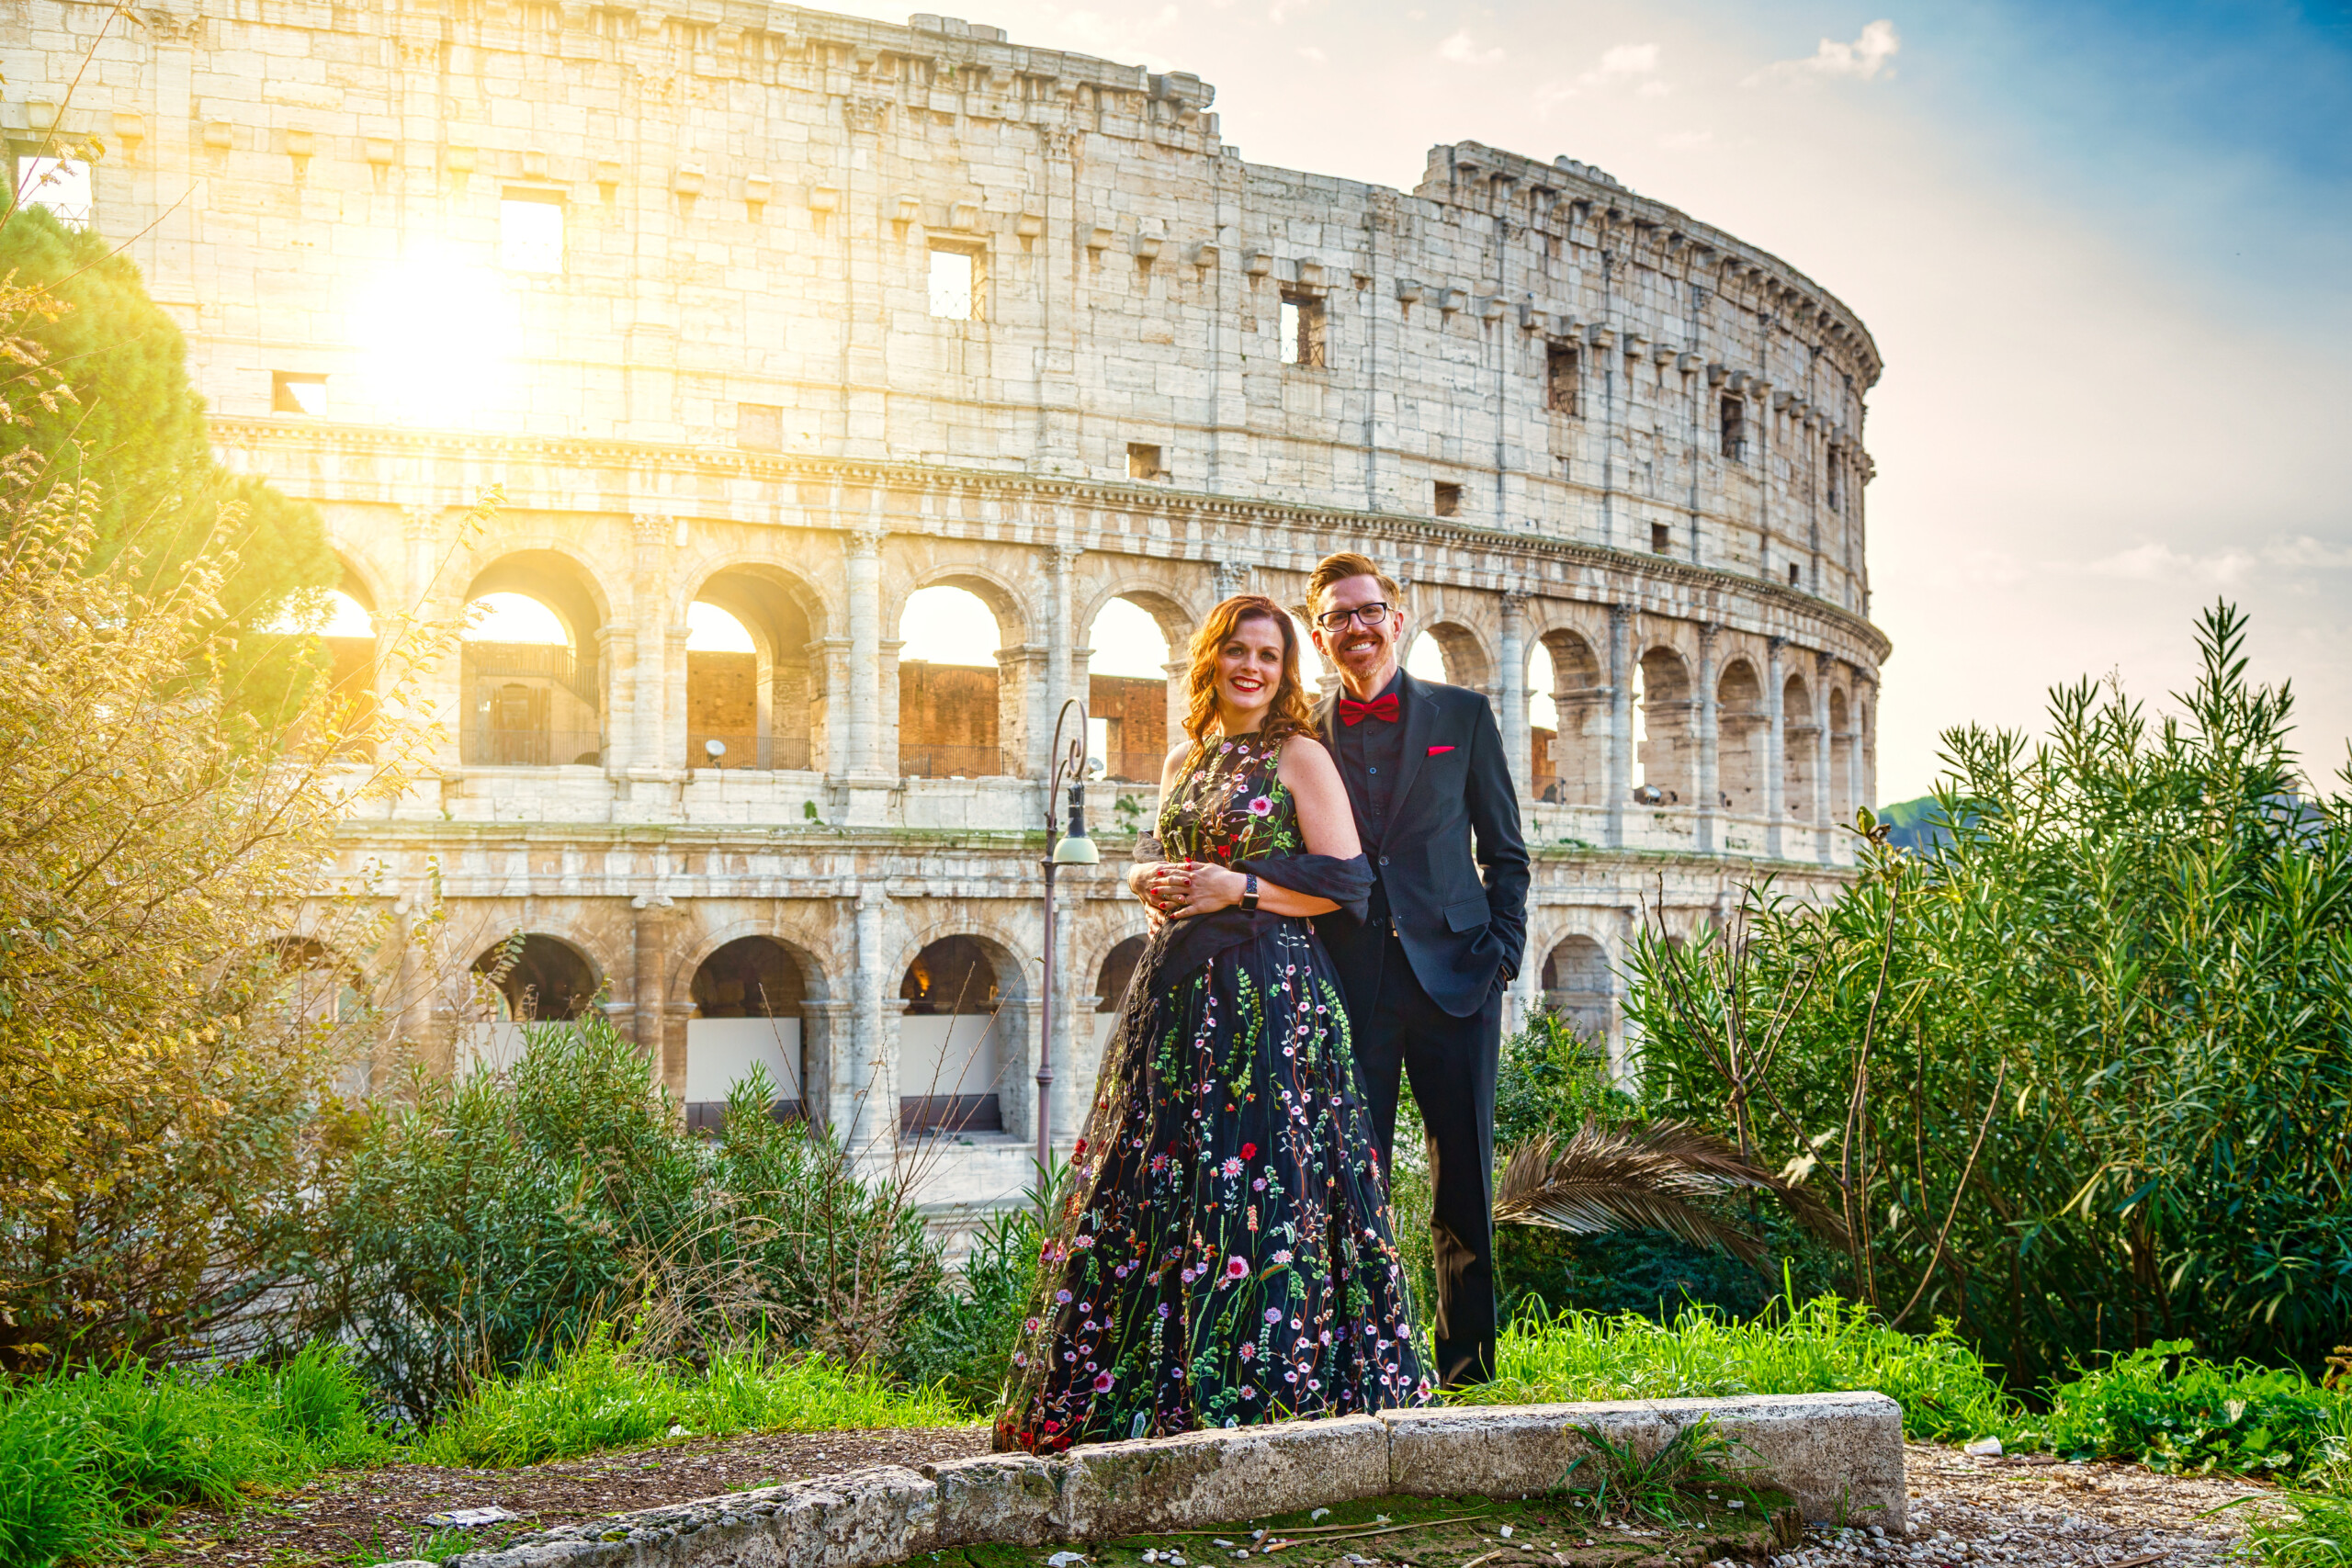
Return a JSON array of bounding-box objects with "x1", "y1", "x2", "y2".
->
[{"x1": 1491, "y1": 1120, "x2": 1850, "y2": 1265}]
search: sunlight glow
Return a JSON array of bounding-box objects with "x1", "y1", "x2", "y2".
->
[
  {"x1": 899, "y1": 585, "x2": 1001, "y2": 666},
  {"x1": 464, "y1": 592, "x2": 569, "y2": 645},
  {"x1": 688, "y1": 601, "x2": 756, "y2": 652},
  {"x1": 1086, "y1": 597, "x2": 1170, "y2": 679},
  {"x1": 1406, "y1": 631, "x2": 1447, "y2": 682},
  {"x1": 263, "y1": 588, "x2": 374, "y2": 637},
  {"x1": 1528, "y1": 642, "x2": 1558, "y2": 730},
  {"x1": 349, "y1": 246, "x2": 520, "y2": 425}
]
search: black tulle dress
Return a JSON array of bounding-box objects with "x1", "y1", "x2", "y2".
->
[{"x1": 995, "y1": 731, "x2": 1431, "y2": 1450}]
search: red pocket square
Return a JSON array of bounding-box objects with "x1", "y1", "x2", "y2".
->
[{"x1": 1427, "y1": 744, "x2": 1455, "y2": 755}]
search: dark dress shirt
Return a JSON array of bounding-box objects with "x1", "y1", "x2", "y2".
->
[{"x1": 1334, "y1": 668, "x2": 1406, "y2": 850}]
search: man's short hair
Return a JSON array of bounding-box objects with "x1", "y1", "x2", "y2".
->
[{"x1": 1306, "y1": 551, "x2": 1402, "y2": 613}]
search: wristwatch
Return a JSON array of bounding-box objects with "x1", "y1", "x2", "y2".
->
[{"x1": 1239, "y1": 873, "x2": 1260, "y2": 913}]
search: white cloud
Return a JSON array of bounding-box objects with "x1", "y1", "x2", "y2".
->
[
  {"x1": 1533, "y1": 39, "x2": 1662, "y2": 111},
  {"x1": 1296, "y1": 44, "x2": 1326, "y2": 62},
  {"x1": 2263, "y1": 535, "x2": 2352, "y2": 569},
  {"x1": 1747, "y1": 19, "x2": 1900, "y2": 85},
  {"x1": 1438, "y1": 28, "x2": 1503, "y2": 64}
]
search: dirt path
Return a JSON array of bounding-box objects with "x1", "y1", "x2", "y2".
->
[
  {"x1": 140, "y1": 1425, "x2": 989, "y2": 1566},
  {"x1": 139, "y1": 1433, "x2": 2289, "y2": 1568}
]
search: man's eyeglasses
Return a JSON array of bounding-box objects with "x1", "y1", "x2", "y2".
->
[{"x1": 1313, "y1": 602, "x2": 1392, "y2": 631}]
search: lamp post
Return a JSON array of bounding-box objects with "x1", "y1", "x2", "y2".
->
[{"x1": 1035, "y1": 697, "x2": 1097, "y2": 1185}]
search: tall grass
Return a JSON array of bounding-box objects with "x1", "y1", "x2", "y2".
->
[
  {"x1": 414, "y1": 1325, "x2": 973, "y2": 1468},
  {"x1": 0, "y1": 1342, "x2": 392, "y2": 1568},
  {"x1": 1467, "y1": 1291, "x2": 2019, "y2": 1442}
]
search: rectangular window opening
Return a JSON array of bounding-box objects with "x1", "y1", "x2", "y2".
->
[
  {"x1": 928, "y1": 244, "x2": 980, "y2": 320},
  {"x1": 1719, "y1": 395, "x2": 1747, "y2": 462},
  {"x1": 500, "y1": 188, "x2": 565, "y2": 274},
  {"x1": 15, "y1": 155, "x2": 92, "y2": 225},
  {"x1": 271, "y1": 371, "x2": 328, "y2": 416},
  {"x1": 736, "y1": 402, "x2": 782, "y2": 451},
  {"x1": 1789, "y1": 561, "x2": 1804, "y2": 587},
  {"x1": 1651, "y1": 521, "x2": 1673, "y2": 556},
  {"x1": 1432, "y1": 480, "x2": 1463, "y2": 518},
  {"x1": 1826, "y1": 467, "x2": 1840, "y2": 511},
  {"x1": 1545, "y1": 343, "x2": 1579, "y2": 415},
  {"x1": 1278, "y1": 293, "x2": 1326, "y2": 367},
  {"x1": 1126, "y1": 442, "x2": 1164, "y2": 480}
]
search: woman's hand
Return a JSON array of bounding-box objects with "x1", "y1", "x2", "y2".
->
[
  {"x1": 1131, "y1": 860, "x2": 1194, "y2": 914},
  {"x1": 1169, "y1": 864, "x2": 1248, "y2": 920}
]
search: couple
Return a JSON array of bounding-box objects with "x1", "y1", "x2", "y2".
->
[{"x1": 996, "y1": 552, "x2": 1530, "y2": 1450}]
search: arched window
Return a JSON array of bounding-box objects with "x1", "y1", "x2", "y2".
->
[
  {"x1": 899, "y1": 936, "x2": 1010, "y2": 1134},
  {"x1": 898, "y1": 586, "x2": 1008, "y2": 779},
  {"x1": 684, "y1": 567, "x2": 821, "y2": 772},
  {"x1": 684, "y1": 937, "x2": 808, "y2": 1133},
  {"x1": 463, "y1": 933, "x2": 598, "y2": 1076},
  {"x1": 1085, "y1": 598, "x2": 1174, "y2": 782}
]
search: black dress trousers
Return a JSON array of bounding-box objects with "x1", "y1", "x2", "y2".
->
[{"x1": 1329, "y1": 892, "x2": 1502, "y2": 1390}]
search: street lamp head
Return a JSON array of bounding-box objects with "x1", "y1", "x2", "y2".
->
[{"x1": 1052, "y1": 778, "x2": 1100, "y2": 863}]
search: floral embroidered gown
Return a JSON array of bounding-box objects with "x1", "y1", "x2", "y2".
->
[{"x1": 995, "y1": 732, "x2": 1431, "y2": 1451}]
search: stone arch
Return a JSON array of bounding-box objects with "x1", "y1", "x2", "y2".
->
[
  {"x1": 1716, "y1": 658, "x2": 1767, "y2": 817},
  {"x1": 1827, "y1": 683, "x2": 1857, "y2": 829},
  {"x1": 1540, "y1": 931, "x2": 1616, "y2": 1048},
  {"x1": 1411, "y1": 618, "x2": 1493, "y2": 694},
  {"x1": 1782, "y1": 669, "x2": 1817, "y2": 823},
  {"x1": 468, "y1": 931, "x2": 602, "y2": 1021},
  {"x1": 1635, "y1": 644, "x2": 1694, "y2": 807},
  {"x1": 682, "y1": 934, "x2": 817, "y2": 1130},
  {"x1": 1080, "y1": 582, "x2": 1192, "y2": 783},
  {"x1": 326, "y1": 544, "x2": 394, "y2": 618},
  {"x1": 894, "y1": 568, "x2": 1028, "y2": 781},
  {"x1": 1091, "y1": 932, "x2": 1149, "y2": 1016},
  {"x1": 681, "y1": 559, "x2": 831, "y2": 772},
  {"x1": 897, "y1": 931, "x2": 1025, "y2": 1134},
  {"x1": 459, "y1": 547, "x2": 616, "y2": 767},
  {"x1": 1535, "y1": 626, "x2": 1606, "y2": 806},
  {"x1": 1074, "y1": 578, "x2": 1204, "y2": 653}
]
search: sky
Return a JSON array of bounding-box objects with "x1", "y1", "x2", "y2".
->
[{"x1": 798, "y1": 0, "x2": 2352, "y2": 802}]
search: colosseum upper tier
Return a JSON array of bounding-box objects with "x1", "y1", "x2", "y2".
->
[{"x1": 11, "y1": 0, "x2": 1888, "y2": 1213}]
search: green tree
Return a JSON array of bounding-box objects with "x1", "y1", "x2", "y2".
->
[
  {"x1": 0, "y1": 204, "x2": 335, "y2": 710},
  {"x1": 1629, "y1": 605, "x2": 2352, "y2": 1382}
]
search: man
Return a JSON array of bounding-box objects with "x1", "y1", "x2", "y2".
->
[{"x1": 1306, "y1": 551, "x2": 1529, "y2": 1388}]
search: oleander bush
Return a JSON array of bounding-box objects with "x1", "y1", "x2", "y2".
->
[
  {"x1": 1628, "y1": 604, "x2": 2352, "y2": 1386},
  {"x1": 307, "y1": 1016, "x2": 944, "y2": 1425}
]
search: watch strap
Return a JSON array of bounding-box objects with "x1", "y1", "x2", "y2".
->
[{"x1": 1240, "y1": 873, "x2": 1260, "y2": 912}]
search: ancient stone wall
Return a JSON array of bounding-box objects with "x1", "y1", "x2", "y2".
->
[{"x1": 4, "y1": 0, "x2": 1888, "y2": 1217}]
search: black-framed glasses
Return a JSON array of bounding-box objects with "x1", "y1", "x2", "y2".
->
[{"x1": 1313, "y1": 602, "x2": 1392, "y2": 631}]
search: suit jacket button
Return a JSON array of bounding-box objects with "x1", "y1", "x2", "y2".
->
[{"x1": 1379, "y1": 855, "x2": 1389, "y2": 865}]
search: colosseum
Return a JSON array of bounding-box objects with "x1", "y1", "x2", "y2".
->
[{"x1": 8, "y1": 0, "x2": 1886, "y2": 1220}]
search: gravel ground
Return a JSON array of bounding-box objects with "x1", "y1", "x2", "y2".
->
[
  {"x1": 137, "y1": 1432, "x2": 2289, "y2": 1567},
  {"x1": 1772, "y1": 1443, "x2": 2280, "y2": 1568}
]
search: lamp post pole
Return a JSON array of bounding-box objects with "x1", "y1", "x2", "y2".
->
[{"x1": 1036, "y1": 698, "x2": 1097, "y2": 1187}]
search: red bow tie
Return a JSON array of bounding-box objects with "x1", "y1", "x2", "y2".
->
[{"x1": 1339, "y1": 693, "x2": 1400, "y2": 726}]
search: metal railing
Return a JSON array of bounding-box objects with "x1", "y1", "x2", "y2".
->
[
  {"x1": 687, "y1": 733, "x2": 813, "y2": 771},
  {"x1": 899, "y1": 744, "x2": 1013, "y2": 779},
  {"x1": 476, "y1": 727, "x2": 604, "y2": 767}
]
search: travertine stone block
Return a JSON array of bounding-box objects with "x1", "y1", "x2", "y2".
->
[
  {"x1": 1382, "y1": 1392, "x2": 1905, "y2": 1530},
  {"x1": 1055, "y1": 1414, "x2": 1390, "y2": 1540},
  {"x1": 922, "y1": 1452, "x2": 1057, "y2": 1547}
]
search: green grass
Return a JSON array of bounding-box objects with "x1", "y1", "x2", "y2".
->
[
  {"x1": 0, "y1": 1342, "x2": 395, "y2": 1568},
  {"x1": 2249, "y1": 1485, "x2": 2352, "y2": 1568},
  {"x1": 1467, "y1": 1292, "x2": 2021, "y2": 1443},
  {"x1": 413, "y1": 1325, "x2": 976, "y2": 1468}
]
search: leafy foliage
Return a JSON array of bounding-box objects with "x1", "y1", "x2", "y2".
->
[
  {"x1": 1629, "y1": 604, "x2": 2352, "y2": 1383},
  {"x1": 310, "y1": 1018, "x2": 944, "y2": 1424},
  {"x1": 0, "y1": 206, "x2": 334, "y2": 655},
  {"x1": 898, "y1": 1184, "x2": 1047, "y2": 1413},
  {"x1": 2031, "y1": 1340, "x2": 2351, "y2": 1477}
]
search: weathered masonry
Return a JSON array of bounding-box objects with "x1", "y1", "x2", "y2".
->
[{"x1": 6, "y1": 0, "x2": 1888, "y2": 1216}]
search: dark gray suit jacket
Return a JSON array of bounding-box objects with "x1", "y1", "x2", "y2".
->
[{"x1": 1310, "y1": 671, "x2": 1531, "y2": 1017}]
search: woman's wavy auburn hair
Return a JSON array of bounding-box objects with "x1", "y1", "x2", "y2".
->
[{"x1": 1182, "y1": 594, "x2": 1317, "y2": 748}]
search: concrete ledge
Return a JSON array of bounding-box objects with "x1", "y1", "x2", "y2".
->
[{"x1": 449, "y1": 1393, "x2": 1905, "y2": 1568}]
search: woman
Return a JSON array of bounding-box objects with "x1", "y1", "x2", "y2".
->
[{"x1": 995, "y1": 594, "x2": 1430, "y2": 1450}]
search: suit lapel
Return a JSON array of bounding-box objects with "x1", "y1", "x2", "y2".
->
[{"x1": 1388, "y1": 670, "x2": 1439, "y2": 824}]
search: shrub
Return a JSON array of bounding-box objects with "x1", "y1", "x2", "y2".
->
[
  {"x1": 897, "y1": 1194, "x2": 1046, "y2": 1414},
  {"x1": 1629, "y1": 605, "x2": 2352, "y2": 1383},
  {"x1": 311, "y1": 1019, "x2": 943, "y2": 1424},
  {"x1": 2031, "y1": 1341, "x2": 2351, "y2": 1478},
  {"x1": 416, "y1": 1325, "x2": 968, "y2": 1468}
]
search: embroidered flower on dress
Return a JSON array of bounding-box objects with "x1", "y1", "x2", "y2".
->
[{"x1": 1224, "y1": 1256, "x2": 1248, "y2": 1281}]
